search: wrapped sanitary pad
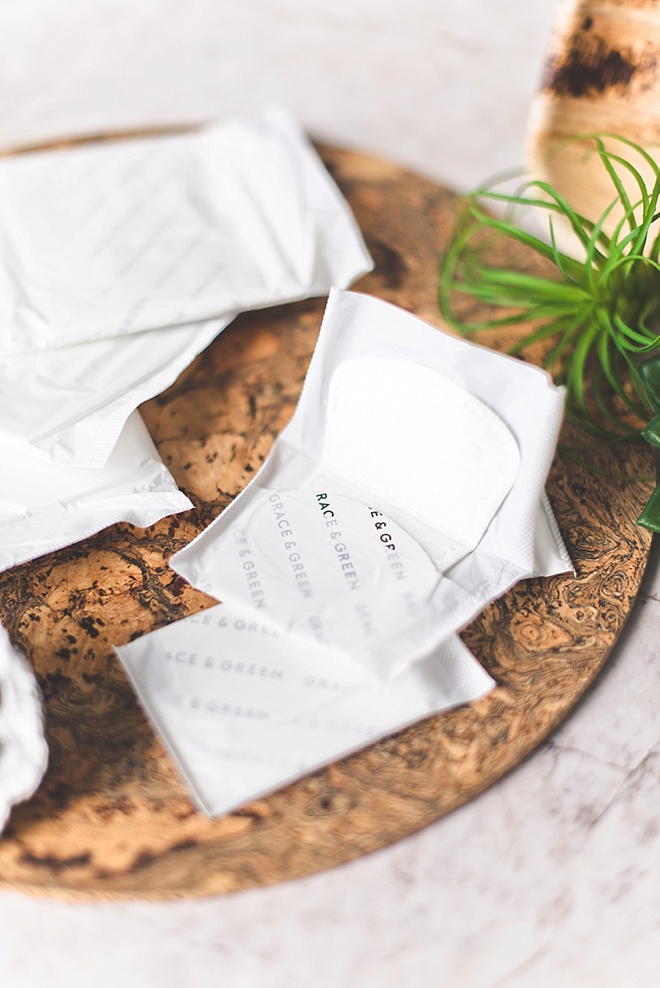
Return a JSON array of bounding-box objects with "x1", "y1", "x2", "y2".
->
[
  {"x1": 0, "y1": 316, "x2": 231, "y2": 468},
  {"x1": 0, "y1": 108, "x2": 371, "y2": 466},
  {"x1": 0, "y1": 411, "x2": 192, "y2": 573},
  {"x1": 0, "y1": 625, "x2": 48, "y2": 831},
  {"x1": 115, "y1": 601, "x2": 494, "y2": 817},
  {"x1": 171, "y1": 290, "x2": 572, "y2": 679}
]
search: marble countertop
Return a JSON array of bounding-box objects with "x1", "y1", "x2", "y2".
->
[{"x1": 2, "y1": 2, "x2": 659, "y2": 985}]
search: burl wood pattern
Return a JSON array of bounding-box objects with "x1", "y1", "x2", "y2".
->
[{"x1": 0, "y1": 139, "x2": 653, "y2": 900}]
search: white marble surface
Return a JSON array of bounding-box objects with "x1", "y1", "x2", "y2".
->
[{"x1": 2, "y1": 2, "x2": 660, "y2": 985}]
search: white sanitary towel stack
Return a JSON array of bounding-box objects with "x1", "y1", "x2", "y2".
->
[
  {"x1": 0, "y1": 108, "x2": 372, "y2": 828},
  {"x1": 0, "y1": 106, "x2": 572, "y2": 826},
  {"x1": 0, "y1": 107, "x2": 372, "y2": 573},
  {"x1": 115, "y1": 291, "x2": 573, "y2": 818}
]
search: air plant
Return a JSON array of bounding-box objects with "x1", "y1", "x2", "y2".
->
[{"x1": 439, "y1": 134, "x2": 660, "y2": 532}]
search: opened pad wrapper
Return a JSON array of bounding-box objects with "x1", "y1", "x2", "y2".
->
[{"x1": 172, "y1": 290, "x2": 571, "y2": 679}]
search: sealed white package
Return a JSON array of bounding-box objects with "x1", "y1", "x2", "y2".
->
[
  {"x1": 172, "y1": 290, "x2": 572, "y2": 679},
  {"x1": 0, "y1": 107, "x2": 370, "y2": 352},
  {"x1": 0, "y1": 411, "x2": 193, "y2": 573},
  {"x1": 0, "y1": 624, "x2": 48, "y2": 832},
  {"x1": 0, "y1": 107, "x2": 372, "y2": 466},
  {"x1": 0, "y1": 316, "x2": 231, "y2": 468},
  {"x1": 115, "y1": 601, "x2": 494, "y2": 817}
]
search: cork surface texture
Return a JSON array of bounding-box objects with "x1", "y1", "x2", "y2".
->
[{"x1": 0, "y1": 137, "x2": 653, "y2": 900}]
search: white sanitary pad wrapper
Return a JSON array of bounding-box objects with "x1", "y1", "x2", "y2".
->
[
  {"x1": 115, "y1": 601, "x2": 494, "y2": 817},
  {"x1": 0, "y1": 107, "x2": 372, "y2": 467},
  {"x1": 171, "y1": 290, "x2": 572, "y2": 680},
  {"x1": 0, "y1": 317, "x2": 232, "y2": 469},
  {"x1": 0, "y1": 411, "x2": 193, "y2": 573},
  {"x1": 0, "y1": 624, "x2": 48, "y2": 832}
]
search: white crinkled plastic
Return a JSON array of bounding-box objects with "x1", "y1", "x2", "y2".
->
[
  {"x1": 0, "y1": 108, "x2": 371, "y2": 468},
  {"x1": 0, "y1": 411, "x2": 193, "y2": 573},
  {"x1": 0, "y1": 108, "x2": 371, "y2": 352},
  {"x1": 0, "y1": 625, "x2": 48, "y2": 832},
  {"x1": 171, "y1": 290, "x2": 572, "y2": 679},
  {"x1": 115, "y1": 601, "x2": 494, "y2": 817},
  {"x1": 0, "y1": 316, "x2": 231, "y2": 468}
]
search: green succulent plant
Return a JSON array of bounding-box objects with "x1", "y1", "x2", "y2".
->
[{"x1": 438, "y1": 134, "x2": 660, "y2": 532}]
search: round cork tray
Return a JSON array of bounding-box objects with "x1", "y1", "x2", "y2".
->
[{"x1": 0, "y1": 133, "x2": 654, "y2": 900}]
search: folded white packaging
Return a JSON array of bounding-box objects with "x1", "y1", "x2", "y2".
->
[
  {"x1": 0, "y1": 411, "x2": 193, "y2": 573},
  {"x1": 171, "y1": 290, "x2": 572, "y2": 679},
  {"x1": 0, "y1": 316, "x2": 232, "y2": 469},
  {"x1": 0, "y1": 108, "x2": 372, "y2": 467},
  {"x1": 0, "y1": 624, "x2": 48, "y2": 832},
  {"x1": 115, "y1": 601, "x2": 494, "y2": 817}
]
